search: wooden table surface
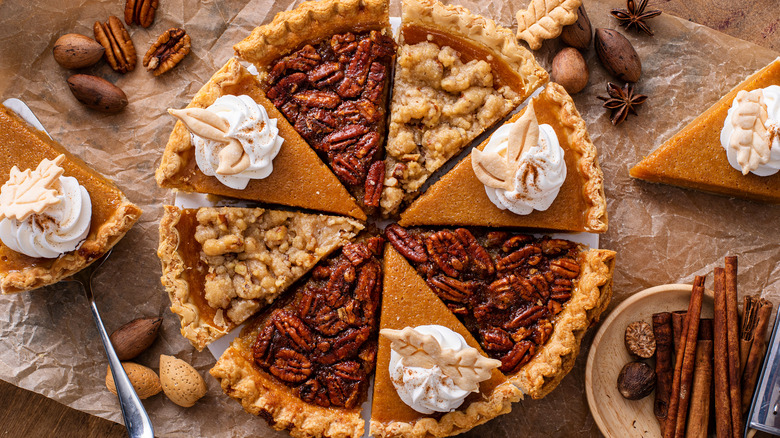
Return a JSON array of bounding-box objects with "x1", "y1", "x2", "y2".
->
[{"x1": 0, "y1": 1, "x2": 775, "y2": 437}]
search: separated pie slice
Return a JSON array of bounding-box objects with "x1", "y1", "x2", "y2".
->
[
  {"x1": 156, "y1": 58, "x2": 366, "y2": 221},
  {"x1": 380, "y1": 0, "x2": 549, "y2": 217},
  {"x1": 158, "y1": 205, "x2": 363, "y2": 350},
  {"x1": 210, "y1": 237, "x2": 384, "y2": 438},
  {"x1": 630, "y1": 58, "x2": 780, "y2": 203},
  {"x1": 0, "y1": 104, "x2": 142, "y2": 294},
  {"x1": 399, "y1": 83, "x2": 608, "y2": 233},
  {"x1": 370, "y1": 244, "x2": 522, "y2": 438},
  {"x1": 234, "y1": 0, "x2": 396, "y2": 212},
  {"x1": 384, "y1": 224, "x2": 615, "y2": 399}
]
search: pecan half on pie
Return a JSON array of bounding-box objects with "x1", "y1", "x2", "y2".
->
[
  {"x1": 235, "y1": 0, "x2": 396, "y2": 212},
  {"x1": 210, "y1": 237, "x2": 384, "y2": 438}
]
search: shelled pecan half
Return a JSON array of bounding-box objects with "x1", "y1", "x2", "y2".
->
[
  {"x1": 93, "y1": 16, "x2": 137, "y2": 73},
  {"x1": 143, "y1": 28, "x2": 190, "y2": 76},
  {"x1": 125, "y1": 0, "x2": 159, "y2": 28}
]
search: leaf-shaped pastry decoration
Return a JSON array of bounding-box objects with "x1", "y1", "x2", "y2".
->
[
  {"x1": 729, "y1": 89, "x2": 772, "y2": 175},
  {"x1": 516, "y1": 0, "x2": 582, "y2": 50},
  {"x1": 0, "y1": 155, "x2": 66, "y2": 222},
  {"x1": 168, "y1": 107, "x2": 251, "y2": 175},
  {"x1": 472, "y1": 101, "x2": 540, "y2": 192},
  {"x1": 381, "y1": 327, "x2": 501, "y2": 393}
]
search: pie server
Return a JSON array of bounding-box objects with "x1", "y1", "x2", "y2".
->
[
  {"x1": 3, "y1": 98, "x2": 154, "y2": 438},
  {"x1": 746, "y1": 309, "x2": 780, "y2": 436}
]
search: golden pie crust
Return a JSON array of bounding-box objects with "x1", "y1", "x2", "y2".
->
[
  {"x1": 155, "y1": 58, "x2": 366, "y2": 220},
  {"x1": 158, "y1": 205, "x2": 363, "y2": 350},
  {"x1": 399, "y1": 83, "x2": 608, "y2": 233},
  {"x1": 370, "y1": 245, "x2": 522, "y2": 438},
  {"x1": 630, "y1": 58, "x2": 780, "y2": 203},
  {"x1": 0, "y1": 105, "x2": 142, "y2": 294},
  {"x1": 234, "y1": 0, "x2": 390, "y2": 78},
  {"x1": 515, "y1": 0, "x2": 582, "y2": 50},
  {"x1": 210, "y1": 317, "x2": 365, "y2": 438}
]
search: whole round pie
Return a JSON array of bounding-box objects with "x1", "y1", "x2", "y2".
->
[{"x1": 152, "y1": 0, "x2": 616, "y2": 436}]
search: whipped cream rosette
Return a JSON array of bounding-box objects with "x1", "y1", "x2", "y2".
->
[
  {"x1": 381, "y1": 325, "x2": 501, "y2": 414},
  {"x1": 721, "y1": 85, "x2": 780, "y2": 176},
  {"x1": 0, "y1": 155, "x2": 92, "y2": 259},
  {"x1": 169, "y1": 94, "x2": 284, "y2": 190},
  {"x1": 471, "y1": 101, "x2": 567, "y2": 215}
]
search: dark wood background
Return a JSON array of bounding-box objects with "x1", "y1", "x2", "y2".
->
[{"x1": 0, "y1": 1, "x2": 775, "y2": 437}]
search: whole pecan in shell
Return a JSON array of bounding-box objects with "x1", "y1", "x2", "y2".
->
[{"x1": 143, "y1": 28, "x2": 190, "y2": 76}]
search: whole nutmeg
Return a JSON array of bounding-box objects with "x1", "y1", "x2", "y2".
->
[
  {"x1": 106, "y1": 362, "x2": 162, "y2": 400},
  {"x1": 159, "y1": 355, "x2": 207, "y2": 407},
  {"x1": 66, "y1": 74, "x2": 128, "y2": 113},
  {"x1": 53, "y1": 34, "x2": 105, "y2": 69},
  {"x1": 560, "y1": 5, "x2": 592, "y2": 49},
  {"x1": 625, "y1": 320, "x2": 656, "y2": 358},
  {"x1": 552, "y1": 48, "x2": 589, "y2": 95},
  {"x1": 110, "y1": 316, "x2": 163, "y2": 361},
  {"x1": 595, "y1": 28, "x2": 642, "y2": 83},
  {"x1": 617, "y1": 361, "x2": 656, "y2": 400}
]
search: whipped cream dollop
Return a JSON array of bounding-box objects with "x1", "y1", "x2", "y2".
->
[
  {"x1": 472, "y1": 103, "x2": 567, "y2": 215},
  {"x1": 177, "y1": 94, "x2": 284, "y2": 190},
  {"x1": 721, "y1": 85, "x2": 780, "y2": 176},
  {"x1": 0, "y1": 171, "x2": 92, "y2": 259},
  {"x1": 388, "y1": 325, "x2": 474, "y2": 414}
]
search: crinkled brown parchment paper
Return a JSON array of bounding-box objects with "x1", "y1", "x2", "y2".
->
[{"x1": 0, "y1": 0, "x2": 778, "y2": 436}]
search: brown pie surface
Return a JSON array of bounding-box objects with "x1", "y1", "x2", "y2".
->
[
  {"x1": 0, "y1": 104, "x2": 142, "y2": 294},
  {"x1": 630, "y1": 58, "x2": 780, "y2": 203},
  {"x1": 156, "y1": 58, "x2": 366, "y2": 220},
  {"x1": 398, "y1": 83, "x2": 608, "y2": 233}
]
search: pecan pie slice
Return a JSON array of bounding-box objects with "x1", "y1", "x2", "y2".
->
[
  {"x1": 210, "y1": 237, "x2": 384, "y2": 438},
  {"x1": 379, "y1": 0, "x2": 549, "y2": 217},
  {"x1": 157, "y1": 206, "x2": 363, "y2": 350},
  {"x1": 156, "y1": 58, "x2": 366, "y2": 221},
  {"x1": 399, "y1": 83, "x2": 608, "y2": 233},
  {"x1": 234, "y1": 0, "x2": 396, "y2": 212},
  {"x1": 384, "y1": 224, "x2": 615, "y2": 399}
]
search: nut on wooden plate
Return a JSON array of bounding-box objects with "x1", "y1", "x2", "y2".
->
[
  {"x1": 625, "y1": 320, "x2": 656, "y2": 358},
  {"x1": 52, "y1": 34, "x2": 105, "y2": 69},
  {"x1": 94, "y1": 16, "x2": 137, "y2": 73},
  {"x1": 106, "y1": 362, "x2": 162, "y2": 399},
  {"x1": 552, "y1": 47, "x2": 589, "y2": 94},
  {"x1": 159, "y1": 354, "x2": 206, "y2": 407},
  {"x1": 595, "y1": 28, "x2": 641, "y2": 83},
  {"x1": 66, "y1": 74, "x2": 128, "y2": 113},
  {"x1": 144, "y1": 28, "x2": 190, "y2": 76},
  {"x1": 110, "y1": 316, "x2": 163, "y2": 361},
  {"x1": 125, "y1": 0, "x2": 159, "y2": 28},
  {"x1": 617, "y1": 361, "x2": 656, "y2": 400}
]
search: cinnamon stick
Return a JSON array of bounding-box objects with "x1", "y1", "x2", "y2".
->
[
  {"x1": 686, "y1": 319, "x2": 713, "y2": 438},
  {"x1": 725, "y1": 256, "x2": 742, "y2": 438},
  {"x1": 740, "y1": 296, "x2": 760, "y2": 372},
  {"x1": 741, "y1": 299, "x2": 773, "y2": 412},
  {"x1": 713, "y1": 268, "x2": 732, "y2": 438},
  {"x1": 672, "y1": 310, "x2": 687, "y2": 354},
  {"x1": 653, "y1": 312, "x2": 674, "y2": 430},
  {"x1": 664, "y1": 276, "x2": 705, "y2": 438}
]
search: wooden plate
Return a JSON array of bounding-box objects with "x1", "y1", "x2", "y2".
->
[{"x1": 585, "y1": 284, "x2": 714, "y2": 438}]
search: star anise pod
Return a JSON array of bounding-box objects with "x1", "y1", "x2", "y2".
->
[
  {"x1": 597, "y1": 82, "x2": 648, "y2": 125},
  {"x1": 611, "y1": 0, "x2": 662, "y2": 36}
]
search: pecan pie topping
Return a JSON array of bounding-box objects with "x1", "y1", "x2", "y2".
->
[
  {"x1": 250, "y1": 237, "x2": 384, "y2": 408},
  {"x1": 386, "y1": 225, "x2": 580, "y2": 374},
  {"x1": 266, "y1": 31, "x2": 397, "y2": 207}
]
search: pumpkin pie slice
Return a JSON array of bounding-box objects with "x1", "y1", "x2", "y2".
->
[
  {"x1": 156, "y1": 58, "x2": 366, "y2": 221},
  {"x1": 158, "y1": 205, "x2": 363, "y2": 350},
  {"x1": 399, "y1": 83, "x2": 608, "y2": 233},
  {"x1": 370, "y1": 244, "x2": 522, "y2": 438},
  {"x1": 234, "y1": 0, "x2": 396, "y2": 212},
  {"x1": 210, "y1": 237, "x2": 384, "y2": 438},
  {"x1": 630, "y1": 58, "x2": 780, "y2": 202},
  {"x1": 0, "y1": 104, "x2": 142, "y2": 294},
  {"x1": 379, "y1": 0, "x2": 549, "y2": 217},
  {"x1": 384, "y1": 224, "x2": 615, "y2": 399}
]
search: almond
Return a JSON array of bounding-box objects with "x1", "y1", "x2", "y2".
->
[
  {"x1": 552, "y1": 48, "x2": 589, "y2": 94},
  {"x1": 53, "y1": 34, "x2": 105, "y2": 69},
  {"x1": 159, "y1": 355, "x2": 207, "y2": 407},
  {"x1": 595, "y1": 28, "x2": 642, "y2": 83},
  {"x1": 560, "y1": 5, "x2": 592, "y2": 50},
  {"x1": 105, "y1": 362, "x2": 161, "y2": 399},
  {"x1": 66, "y1": 74, "x2": 128, "y2": 113},
  {"x1": 110, "y1": 316, "x2": 163, "y2": 361}
]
